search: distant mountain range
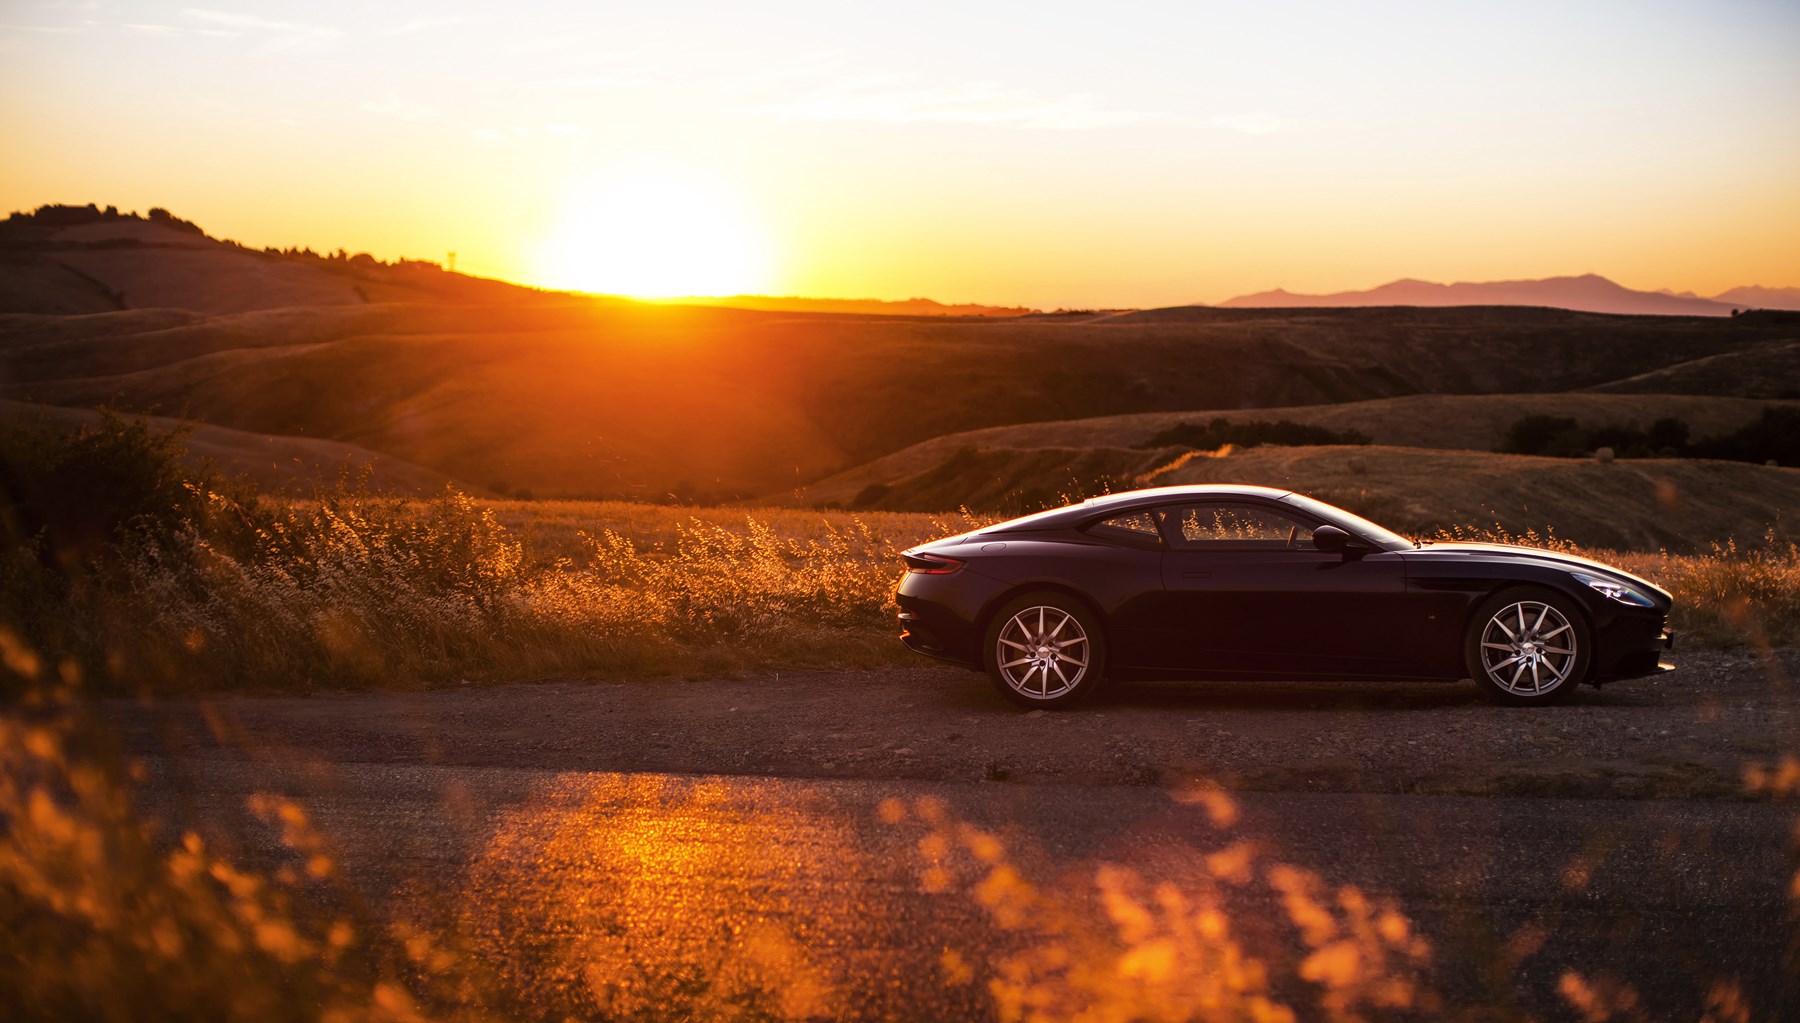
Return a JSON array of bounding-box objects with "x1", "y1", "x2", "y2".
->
[
  {"x1": 1216, "y1": 274, "x2": 1800, "y2": 317},
  {"x1": 1710, "y1": 285, "x2": 1800, "y2": 309}
]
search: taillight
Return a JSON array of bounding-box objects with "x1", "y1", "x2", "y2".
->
[{"x1": 903, "y1": 551, "x2": 965, "y2": 574}]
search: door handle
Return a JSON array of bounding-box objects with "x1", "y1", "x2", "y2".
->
[{"x1": 1182, "y1": 571, "x2": 1212, "y2": 579}]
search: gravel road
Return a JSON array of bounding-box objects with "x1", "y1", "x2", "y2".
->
[
  {"x1": 111, "y1": 648, "x2": 1800, "y2": 799},
  {"x1": 133, "y1": 760, "x2": 1797, "y2": 1022},
  {"x1": 96, "y1": 648, "x2": 1800, "y2": 1019}
]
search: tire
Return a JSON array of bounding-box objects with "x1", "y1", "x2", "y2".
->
[
  {"x1": 982, "y1": 591, "x2": 1108, "y2": 709},
  {"x1": 1465, "y1": 586, "x2": 1590, "y2": 705}
]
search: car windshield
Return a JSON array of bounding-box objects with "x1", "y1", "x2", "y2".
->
[{"x1": 1279, "y1": 493, "x2": 1416, "y2": 551}]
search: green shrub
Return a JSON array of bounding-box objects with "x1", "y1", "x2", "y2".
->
[
  {"x1": 1500, "y1": 409, "x2": 1798, "y2": 465},
  {"x1": 1499, "y1": 415, "x2": 1592, "y2": 458},
  {"x1": 0, "y1": 410, "x2": 223, "y2": 696},
  {"x1": 1, "y1": 408, "x2": 208, "y2": 565}
]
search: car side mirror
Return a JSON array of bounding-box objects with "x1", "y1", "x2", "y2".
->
[{"x1": 1312, "y1": 525, "x2": 1353, "y2": 554}]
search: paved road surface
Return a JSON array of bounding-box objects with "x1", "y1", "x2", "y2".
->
[{"x1": 137, "y1": 756, "x2": 1798, "y2": 1021}]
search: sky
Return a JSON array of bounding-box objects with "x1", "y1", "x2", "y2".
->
[{"x1": 2, "y1": 0, "x2": 1797, "y2": 308}]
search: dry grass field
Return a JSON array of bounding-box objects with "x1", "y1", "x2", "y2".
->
[
  {"x1": 807, "y1": 393, "x2": 1800, "y2": 472},
  {"x1": 5, "y1": 408, "x2": 1793, "y2": 697},
  {"x1": 17, "y1": 483, "x2": 1788, "y2": 696},
  {"x1": 1592, "y1": 338, "x2": 1800, "y2": 397}
]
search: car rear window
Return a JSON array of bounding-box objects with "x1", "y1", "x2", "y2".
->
[{"x1": 1086, "y1": 510, "x2": 1163, "y2": 544}]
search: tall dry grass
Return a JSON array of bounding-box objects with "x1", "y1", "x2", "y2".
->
[
  {"x1": 125, "y1": 495, "x2": 1792, "y2": 693},
  {"x1": 2, "y1": 411, "x2": 1794, "y2": 696},
  {"x1": 109, "y1": 485, "x2": 995, "y2": 690},
  {"x1": 15, "y1": 484, "x2": 1798, "y2": 695},
  {"x1": 0, "y1": 687, "x2": 493, "y2": 1022},
  {"x1": 883, "y1": 785, "x2": 1775, "y2": 1023}
]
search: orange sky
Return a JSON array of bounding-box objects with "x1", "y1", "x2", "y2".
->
[{"x1": 3, "y1": 0, "x2": 1797, "y2": 307}]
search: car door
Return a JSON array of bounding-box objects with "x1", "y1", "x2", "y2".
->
[
  {"x1": 1072, "y1": 508, "x2": 1174, "y2": 671},
  {"x1": 1149, "y1": 500, "x2": 1412, "y2": 677}
]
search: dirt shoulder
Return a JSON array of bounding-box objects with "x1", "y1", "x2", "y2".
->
[{"x1": 103, "y1": 648, "x2": 1800, "y2": 800}]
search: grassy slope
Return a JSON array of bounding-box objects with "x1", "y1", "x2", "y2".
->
[
  {"x1": 1590, "y1": 339, "x2": 1800, "y2": 398},
  {"x1": 1, "y1": 218, "x2": 592, "y2": 316},
  {"x1": 787, "y1": 393, "x2": 1800, "y2": 501},
  {"x1": 0, "y1": 400, "x2": 459, "y2": 495},
  {"x1": 4, "y1": 302, "x2": 1793, "y2": 500},
  {"x1": 0, "y1": 251, "x2": 125, "y2": 314}
]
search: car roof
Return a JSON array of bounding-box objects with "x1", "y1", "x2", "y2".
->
[{"x1": 984, "y1": 484, "x2": 1295, "y2": 533}]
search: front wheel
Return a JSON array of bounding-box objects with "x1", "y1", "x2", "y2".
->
[
  {"x1": 983, "y1": 592, "x2": 1108, "y2": 709},
  {"x1": 1465, "y1": 587, "x2": 1590, "y2": 705}
]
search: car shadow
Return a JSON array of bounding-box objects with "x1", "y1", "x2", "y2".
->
[{"x1": 1071, "y1": 678, "x2": 1658, "y2": 713}]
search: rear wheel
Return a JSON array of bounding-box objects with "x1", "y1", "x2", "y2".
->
[
  {"x1": 1466, "y1": 587, "x2": 1590, "y2": 705},
  {"x1": 983, "y1": 592, "x2": 1107, "y2": 709}
]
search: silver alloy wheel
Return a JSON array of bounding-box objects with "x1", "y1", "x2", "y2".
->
[
  {"x1": 1478, "y1": 600, "x2": 1578, "y2": 697},
  {"x1": 995, "y1": 605, "x2": 1090, "y2": 700}
]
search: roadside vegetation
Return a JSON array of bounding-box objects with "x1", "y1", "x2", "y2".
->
[
  {"x1": 3, "y1": 412, "x2": 1798, "y2": 697},
  {"x1": 0, "y1": 705, "x2": 498, "y2": 1022},
  {"x1": 0, "y1": 411, "x2": 986, "y2": 695}
]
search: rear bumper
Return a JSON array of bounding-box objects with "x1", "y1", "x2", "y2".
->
[
  {"x1": 895, "y1": 569, "x2": 1006, "y2": 669},
  {"x1": 897, "y1": 610, "x2": 973, "y2": 665}
]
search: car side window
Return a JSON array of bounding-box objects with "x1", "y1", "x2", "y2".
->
[
  {"x1": 1085, "y1": 510, "x2": 1164, "y2": 547},
  {"x1": 1157, "y1": 503, "x2": 1316, "y2": 551}
]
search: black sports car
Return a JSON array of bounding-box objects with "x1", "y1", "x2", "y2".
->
[{"x1": 896, "y1": 485, "x2": 1674, "y2": 708}]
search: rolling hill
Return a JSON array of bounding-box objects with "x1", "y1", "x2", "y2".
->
[
  {"x1": 783, "y1": 393, "x2": 1800, "y2": 506},
  {"x1": 4, "y1": 300, "x2": 1793, "y2": 500},
  {"x1": 3, "y1": 206, "x2": 1797, "y2": 506},
  {"x1": 0, "y1": 400, "x2": 457, "y2": 494},
  {"x1": 1589, "y1": 340, "x2": 1800, "y2": 397},
  {"x1": 0, "y1": 205, "x2": 1027, "y2": 319},
  {"x1": 787, "y1": 438, "x2": 1800, "y2": 553},
  {"x1": 0, "y1": 206, "x2": 584, "y2": 316}
]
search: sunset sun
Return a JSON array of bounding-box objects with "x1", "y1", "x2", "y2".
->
[{"x1": 532, "y1": 170, "x2": 774, "y2": 298}]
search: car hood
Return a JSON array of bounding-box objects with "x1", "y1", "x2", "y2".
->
[{"x1": 1403, "y1": 542, "x2": 1670, "y2": 601}]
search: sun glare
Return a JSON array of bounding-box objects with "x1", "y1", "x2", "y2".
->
[{"x1": 532, "y1": 170, "x2": 773, "y2": 298}]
